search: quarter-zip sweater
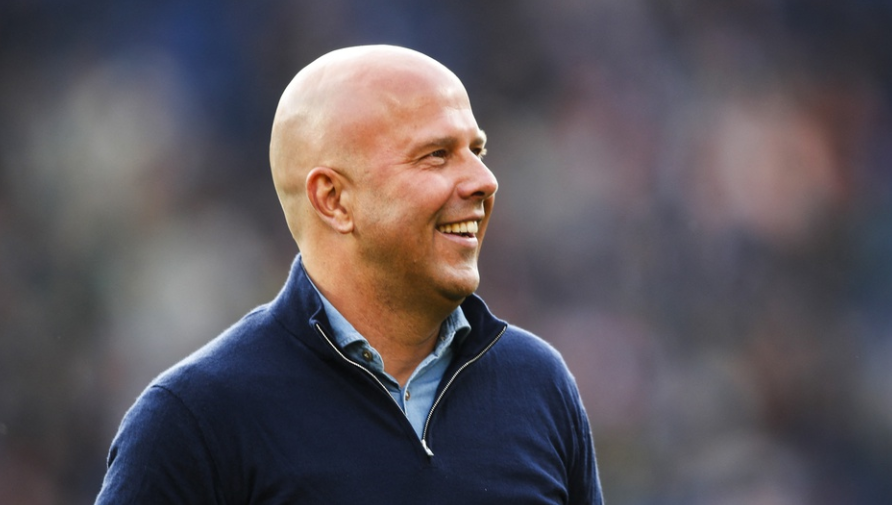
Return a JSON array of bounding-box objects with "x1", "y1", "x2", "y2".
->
[
  {"x1": 96, "y1": 257, "x2": 604, "y2": 504},
  {"x1": 309, "y1": 272, "x2": 471, "y2": 441}
]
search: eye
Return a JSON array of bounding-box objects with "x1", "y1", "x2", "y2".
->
[
  {"x1": 429, "y1": 149, "x2": 448, "y2": 159},
  {"x1": 472, "y1": 147, "x2": 488, "y2": 159}
]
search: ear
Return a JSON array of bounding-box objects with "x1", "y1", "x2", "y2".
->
[{"x1": 306, "y1": 166, "x2": 354, "y2": 234}]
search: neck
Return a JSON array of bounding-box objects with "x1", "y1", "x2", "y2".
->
[{"x1": 304, "y1": 254, "x2": 457, "y2": 386}]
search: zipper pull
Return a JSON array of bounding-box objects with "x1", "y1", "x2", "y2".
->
[{"x1": 421, "y1": 439, "x2": 434, "y2": 457}]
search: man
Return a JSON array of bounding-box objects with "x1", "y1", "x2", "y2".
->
[{"x1": 96, "y1": 45, "x2": 603, "y2": 504}]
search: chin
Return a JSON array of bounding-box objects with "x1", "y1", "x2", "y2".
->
[{"x1": 437, "y1": 271, "x2": 480, "y2": 302}]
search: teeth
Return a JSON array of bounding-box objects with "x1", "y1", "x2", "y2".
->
[{"x1": 438, "y1": 220, "x2": 478, "y2": 234}]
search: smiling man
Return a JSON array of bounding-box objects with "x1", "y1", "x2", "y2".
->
[{"x1": 96, "y1": 45, "x2": 603, "y2": 504}]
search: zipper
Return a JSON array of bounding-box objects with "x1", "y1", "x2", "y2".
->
[
  {"x1": 315, "y1": 324, "x2": 404, "y2": 412},
  {"x1": 315, "y1": 322, "x2": 508, "y2": 458},
  {"x1": 420, "y1": 325, "x2": 508, "y2": 457}
]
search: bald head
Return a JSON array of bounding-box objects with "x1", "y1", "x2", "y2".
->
[{"x1": 270, "y1": 45, "x2": 467, "y2": 246}]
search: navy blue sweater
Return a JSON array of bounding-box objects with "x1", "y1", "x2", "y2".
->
[{"x1": 96, "y1": 258, "x2": 603, "y2": 504}]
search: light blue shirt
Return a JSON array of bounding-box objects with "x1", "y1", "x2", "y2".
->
[{"x1": 310, "y1": 283, "x2": 471, "y2": 439}]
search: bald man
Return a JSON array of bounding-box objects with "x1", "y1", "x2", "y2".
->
[{"x1": 96, "y1": 45, "x2": 603, "y2": 505}]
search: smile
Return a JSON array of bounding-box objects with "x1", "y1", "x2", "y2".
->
[{"x1": 437, "y1": 220, "x2": 479, "y2": 237}]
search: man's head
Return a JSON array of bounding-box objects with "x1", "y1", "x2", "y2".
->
[{"x1": 270, "y1": 45, "x2": 497, "y2": 312}]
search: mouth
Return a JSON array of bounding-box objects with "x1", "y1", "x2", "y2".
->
[{"x1": 437, "y1": 219, "x2": 479, "y2": 238}]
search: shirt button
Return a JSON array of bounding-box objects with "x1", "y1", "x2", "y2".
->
[
  {"x1": 361, "y1": 350, "x2": 373, "y2": 361},
  {"x1": 404, "y1": 390, "x2": 411, "y2": 401}
]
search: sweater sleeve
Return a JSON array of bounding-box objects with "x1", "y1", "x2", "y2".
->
[
  {"x1": 559, "y1": 358, "x2": 604, "y2": 505},
  {"x1": 95, "y1": 385, "x2": 220, "y2": 505},
  {"x1": 568, "y1": 404, "x2": 604, "y2": 505}
]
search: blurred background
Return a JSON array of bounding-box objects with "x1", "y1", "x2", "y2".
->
[{"x1": 2, "y1": 0, "x2": 892, "y2": 503}]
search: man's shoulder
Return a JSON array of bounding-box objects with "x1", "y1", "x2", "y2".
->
[
  {"x1": 499, "y1": 323, "x2": 562, "y2": 357},
  {"x1": 492, "y1": 323, "x2": 572, "y2": 378},
  {"x1": 149, "y1": 302, "x2": 297, "y2": 397}
]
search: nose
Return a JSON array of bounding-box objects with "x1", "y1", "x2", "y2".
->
[{"x1": 459, "y1": 154, "x2": 499, "y2": 201}]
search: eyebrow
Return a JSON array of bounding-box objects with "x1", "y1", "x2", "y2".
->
[{"x1": 416, "y1": 130, "x2": 488, "y2": 152}]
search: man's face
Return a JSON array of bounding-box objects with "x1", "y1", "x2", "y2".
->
[{"x1": 347, "y1": 74, "x2": 498, "y2": 307}]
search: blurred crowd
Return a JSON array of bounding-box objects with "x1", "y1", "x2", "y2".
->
[{"x1": 2, "y1": 1, "x2": 891, "y2": 503}]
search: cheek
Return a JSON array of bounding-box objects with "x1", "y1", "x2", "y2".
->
[
  {"x1": 404, "y1": 175, "x2": 454, "y2": 212},
  {"x1": 354, "y1": 194, "x2": 418, "y2": 245},
  {"x1": 358, "y1": 172, "x2": 455, "y2": 233}
]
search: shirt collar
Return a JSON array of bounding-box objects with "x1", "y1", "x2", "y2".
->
[{"x1": 306, "y1": 275, "x2": 471, "y2": 355}]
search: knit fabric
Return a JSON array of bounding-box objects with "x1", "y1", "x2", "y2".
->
[{"x1": 95, "y1": 256, "x2": 604, "y2": 504}]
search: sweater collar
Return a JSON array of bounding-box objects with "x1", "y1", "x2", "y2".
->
[{"x1": 268, "y1": 254, "x2": 506, "y2": 361}]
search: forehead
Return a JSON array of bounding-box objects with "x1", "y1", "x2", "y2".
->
[
  {"x1": 349, "y1": 69, "x2": 483, "y2": 154},
  {"x1": 402, "y1": 87, "x2": 480, "y2": 133}
]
